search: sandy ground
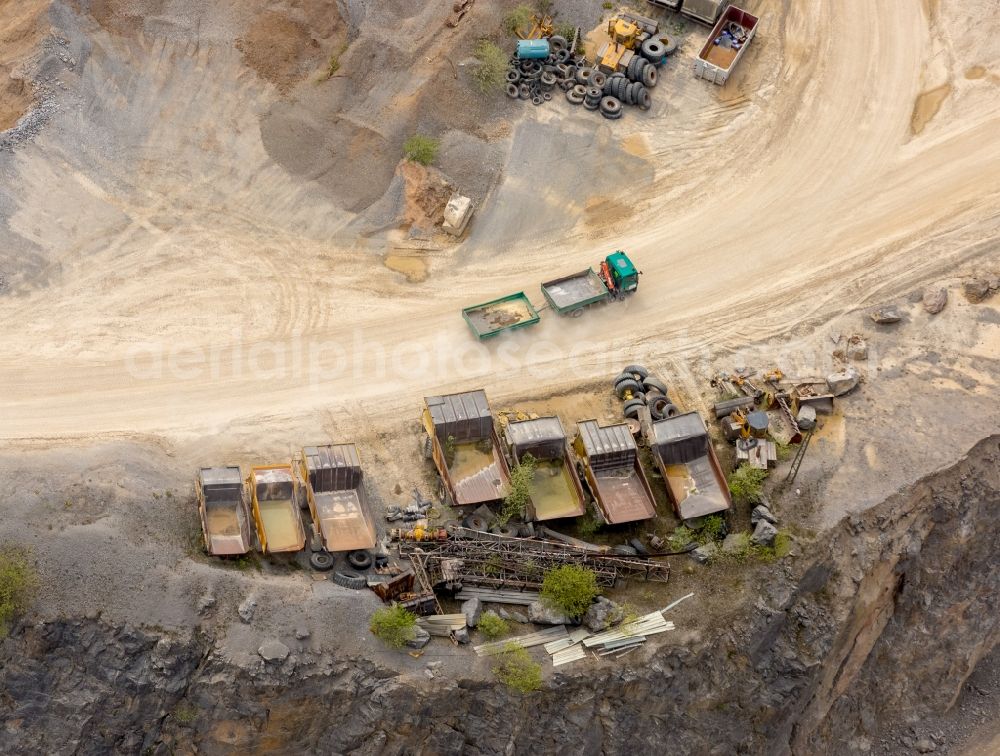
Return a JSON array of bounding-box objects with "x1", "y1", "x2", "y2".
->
[{"x1": 0, "y1": 0, "x2": 998, "y2": 695}]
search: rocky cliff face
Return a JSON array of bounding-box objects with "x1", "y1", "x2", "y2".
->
[{"x1": 2, "y1": 438, "x2": 997, "y2": 755}]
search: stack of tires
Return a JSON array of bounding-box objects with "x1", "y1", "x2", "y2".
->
[
  {"x1": 506, "y1": 34, "x2": 586, "y2": 106},
  {"x1": 601, "y1": 73, "x2": 651, "y2": 111},
  {"x1": 613, "y1": 364, "x2": 678, "y2": 422}
]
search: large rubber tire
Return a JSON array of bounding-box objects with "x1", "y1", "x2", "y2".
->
[
  {"x1": 347, "y1": 550, "x2": 373, "y2": 570},
  {"x1": 310, "y1": 551, "x2": 335, "y2": 571},
  {"x1": 549, "y1": 34, "x2": 568, "y2": 50},
  {"x1": 627, "y1": 56, "x2": 642, "y2": 81},
  {"x1": 585, "y1": 85, "x2": 602, "y2": 102},
  {"x1": 641, "y1": 38, "x2": 666, "y2": 62},
  {"x1": 506, "y1": 69, "x2": 521, "y2": 83},
  {"x1": 623, "y1": 81, "x2": 635, "y2": 105},
  {"x1": 629, "y1": 538, "x2": 651, "y2": 556},
  {"x1": 590, "y1": 71, "x2": 608, "y2": 89},
  {"x1": 642, "y1": 64, "x2": 658, "y2": 88},
  {"x1": 541, "y1": 71, "x2": 557, "y2": 88},
  {"x1": 464, "y1": 514, "x2": 489, "y2": 532},
  {"x1": 566, "y1": 88, "x2": 584, "y2": 105},
  {"x1": 532, "y1": 95, "x2": 544, "y2": 106},
  {"x1": 623, "y1": 397, "x2": 645, "y2": 420},
  {"x1": 561, "y1": 79, "x2": 575, "y2": 91},
  {"x1": 600, "y1": 97, "x2": 622, "y2": 118},
  {"x1": 663, "y1": 37, "x2": 679, "y2": 56},
  {"x1": 623, "y1": 364, "x2": 650, "y2": 380},
  {"x1": 648, "y1": 394, "x2": 672, "y2": 420},
  {"x1": 615, "y1": 378, "x2": 643, "y2": 399},
  {"x1": 636, "y1": 86, "x2": 652, "y2": 110},
  {"x1": 518, "y1": 84, "x2": 531, "y2": 100},
  {"x1": 604, "y1": 108, "x2": 623, "y2": 120},
  {"x1": 555, "y1": 47, "x2": 571, "y2": 63},
  {"x1": 332, "y1": 570, "x2": 367, "y2": 590},
  {"x1": 642, "y1": 376, "x2": 668, "y2": 395},
  {"x1": 496, "y1": 524, "x2": 519, "y2": 538},
  {"x1": 614, "y1": 76, "x2": 628, "y2": 101},
  {"x1": 583, "y1": 99, "x2": 600, "y2": 111},
  {"x1": 575, "y1": 67, "x2": 593, "y2": 85}
]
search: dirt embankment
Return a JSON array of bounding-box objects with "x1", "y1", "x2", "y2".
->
[
  {"x1": 1, "y1": 438, "x2": 996, "y2": 755},
  {"x1": 0, "y1": 2, "x2": 48, "y2": 131}
]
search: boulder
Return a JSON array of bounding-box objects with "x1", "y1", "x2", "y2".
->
[
  {"x1": 846, "y1": 335, "x2": 868, "y2": 361},
  {"x1": 751, "y1": 504, "x2": 778, "y2": 526},
  {"x1": 963, "y1": 277, "x2": 992, "y2": 303},
  {"x1": 497, "y1": 608, "x2": 529, "y2": 624},
  {"x1": 452, "y1": 627, "x2": 471, "y2": 645},
  {"x1": 915, "y1": 739, "x2": 936, "y2": 753},
  {"x1": 197, "y1": 593, "x2": 216, "y2": 615},
  {"x1": 827, "y1": 366, "x2": 860, "y2": 397},
  {"x1": 583, "y1": 597, "x2": 625, "y2": 633},
  {"x1": 294, "y1": 627, "x2": 310, "y2": 640},
  {"x1": 237, "y1": 597, "x2": 257, "y2": 624},
  {"x1": 689, "y1": 542, "x2": 718, "y2": 564},
  {"x1": 796, "y1": 404, "x2": 817, "y2": 430},
  {"x1": 528, "y1": 600, "x2": 571, "y2": 626},
  {"x1": 461, "y1": 597, "x2": 482, "y2": 628},
  {"x1": 405, "y1": 627, "x2": 431, "y2": 649},
  {"x1": 258, "y1": 640, "x2": 290, "y2": 662},
  {"x1": 751, "y1": 520, "x2": 778, "y2": 548},
  {"x1": 869, "y1": 305, "x2": 902, "y2": 324},
  {"x1": 922, "y1": 287, "x2": 947, "y2": 314}
]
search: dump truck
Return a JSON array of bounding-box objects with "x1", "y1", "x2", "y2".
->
[
  {"x1": 505, "y1": 416, "x2": 587, "y2": 521},
  {"x1": 573, "y1": 419, "x2": 657, "y2": 525},
  {"x1": 541, "y1": 251, "x2": 641, "y2": 317},
  {"x1": 422, "y1": 390, "x2": 511, "y2": 507},
  {"x1": 464, "y1": 251, "x2": 640, "y2": 336},
  {"x1": 645, "y1": 411, "x2": 732, "y2": 521},
  {"x1": 462, "y1": 292, "x2": 540, "y2": 340},
  {"x1": 298, "y1": 444, "x2": 377, "y2": 555},
  {"x1": 196, "y1": 467, "x2": 253, "y2": 556},
  {"x1": 681, "y1": 0, "x2": 729, "y2": 25},
  {"x1": 693, "y1": 5, "x2": 759, "y2": 85},
  {"x1": 247, "y1": 464, "x2": 306, "y2": 554}
]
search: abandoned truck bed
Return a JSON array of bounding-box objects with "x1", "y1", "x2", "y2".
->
[
  {"x1": 540, "y1": 269, "x2": 609, "y2": 316},
  {"x1": 574, "y1": 419, "x2": 657, "y2": 525},
  {"x1": 300, "y1": 444, "x2": 377, "y2": 552},
  {"x1": 505, "y1": 416, "x2": 587, "y2": 521},
  {"x1": 648, "y1": 411, "x2": 732, "y2": 520},
  {"x1": 462, "y1": 293, "x2": 540, "y2": 339},
  {"x1": 423, "y1": 390, "x2": 511, "y2": 506}
]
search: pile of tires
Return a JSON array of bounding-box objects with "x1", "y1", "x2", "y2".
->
[
  {"x1": 506, "y1": 34, "x2": 588, "y2": 106},
  {"x1": 601, "y1": 73, "x2": 651, "y2": 111},
  {"x1": 613, "y1": 364, "x2": 678, "y2": 421}
]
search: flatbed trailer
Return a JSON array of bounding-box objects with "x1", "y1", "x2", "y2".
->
[
  {"x1": 693, "y1": 5, "x2": 759, "y2": 85},
  {"x1": 247, "y1": 465, "x2": 306, "y2": 554},
  {"x1": 197, "y1": 467, "x2": 253, "y2": 556},
  {"x1": 505, "y1": 416, "x2": 587, "y2": 521},
  {"x1": 646, "y1": 412, "x2": 732, "y2": 520},
  {"x1": 574, "y1": 420, "x2": 657, "y2": 525},
  {"x1": 423, "y1": 390, "x2": 511, "y2": 507},
  {"x1": 462, "y1": 292, "x2": 540, "y2": 340},
  {"x1": 299, "y1": 444, "x2": 377, "y2": 553}
]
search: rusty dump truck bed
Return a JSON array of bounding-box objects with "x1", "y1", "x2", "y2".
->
[
  {"x1": 300, "y1": 444, "x2": 376, "y2": 552},
  {"x1": 423, "y1": 390, "x2": 510, "y2": 506},
  {"x1": 197, "y1": 466, "x2": 253, "y2": 556},
  {"x1": 574, "y1": 420, "x2": 656, "y2": 525},
  {"x1": 647, "y1": 412, "x2": 732, "y2": 520},
  {"x1": 505, "y1": 416, "x2": 586, "y2": 521},
  {"x1": 249, "y1": 465, "x2": 306, "y2": 554}
]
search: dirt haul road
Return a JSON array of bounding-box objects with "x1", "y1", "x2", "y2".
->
[{"x1": 0, "y1": 0, "x2": 998, "y2": 448}]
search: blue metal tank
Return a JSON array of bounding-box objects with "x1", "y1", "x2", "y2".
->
[{"x1": 516, "y1": 39, "x2": 550, "y2": 59}]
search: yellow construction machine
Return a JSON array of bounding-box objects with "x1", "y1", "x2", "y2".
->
[
  {"x1": 515, "y1": 13, "x2": 554, "y2": 40},
  {"x1": 597, "y1": 16, "x2": 643, "y2": 74}
]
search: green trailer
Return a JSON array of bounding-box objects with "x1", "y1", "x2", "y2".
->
[
  {"x1": 462, "y1": 292, "x2": 540, "y2": 340},
  {"x1": 540, "y1": 268, "x2": 609, "y2": 317}
]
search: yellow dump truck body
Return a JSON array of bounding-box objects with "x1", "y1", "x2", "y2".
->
[{"x1": 248, "y1": 464, "x2": 306, "y2": 554}]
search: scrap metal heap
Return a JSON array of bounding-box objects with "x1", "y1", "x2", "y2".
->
[{"x1": 398, "y1": 530, "x2": 669, "y2": 591}]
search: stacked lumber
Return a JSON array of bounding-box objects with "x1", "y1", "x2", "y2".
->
[
  {"x1": 417, "y1": 614, "x2": 467, "y2": 637},
  {"x1": 455, "y1": 587, "x2": 540, "y2": 606},
  {"x1": 473, "y1": 625, "x2": 567, "y2": 656}
]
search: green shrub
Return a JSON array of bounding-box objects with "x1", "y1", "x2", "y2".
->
[
  {"x1": 667, "y1": 525, "x2": 695, "y2": 551},
  {"x1": 727, "y1": 465, "x2": 768, "y2": 505},
  {"x1": 472, "y1": 40, "x2": 508, "y2": 94},
  {"x1": 498, "y1": 453, "x2": 536, "y2": 526},
  {"x1": 492, "y1": 644, "x2": 542, "y2": 693},
  {"x1": 577, "y1": 511, "x2": 602, "y2": 539},
  {"x1": 697, "y1": 514, "x2": 726, "y2": 542},
  {"x1": 540, "y1": 564, "x2": 599, "y2": 618},
  {"x1": 503, "y1": 4, "x2": 535, "y2": 36},
  {"x1": 403, "y1": 135, "x2": 439, "y2": 166},
  {"x1": 602, "y1": 2, "x2": 614, "y2": 9},
  {"x1": 369, "y1": 605, "x2": 417, "y2": 648},
  {"x1": 0, "y1": 545, "x2": 37, "y2": 639},
  {"x1": 477, "y1": 610, "x2": 509, "y2": 641}
]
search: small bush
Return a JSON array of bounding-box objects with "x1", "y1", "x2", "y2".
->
[
  {"x1": 577, "y1": 512, "x2": 602, "y2": 539},
  {"x1": 369, "y1": 605, "x2": 417, "y2": 648},
  {"x1": 697, "y1": 515, "x2": 726, "y2": 542},
  {"x1": 602, "y1": 2, "x2": 614, "y2": 9},
  {"x1": 503, "y1": 4, "x2": 535, "y2": 36},
  {"x1": 667, "y1": 525, "x2": 695, "y2": 551},
  {"x1": 403, "y1": 135, "x2": 439, "y2": 166},
  {"x1": 541, "y1": 564, "x2": 599, "y2": 618},
  {"x1": 174, "y1": 702, "x2": 197, "y2": 725},
  {"x1": 492, "y1": 644, "x2": 542, "y2": 693},
  {"x1": 498, "y1": 453, "x2": 536, "y2": 526},
  {"x1": 478, "y1": 611, "x2": 509, "y2": 641},
  {"x1": 727, "y1": 465, "x2": 768, "y2": 505},
  {"x1": 472, "y1": 40, "x2": 508, "y2": 94},
  {"x1": 0, "y1": 545, "x2": 38, "y2": 639}
]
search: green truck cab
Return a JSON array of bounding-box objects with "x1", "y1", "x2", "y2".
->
[{"x1": 599, "y1": 251, "x2": 640, "y2": 300}]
